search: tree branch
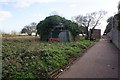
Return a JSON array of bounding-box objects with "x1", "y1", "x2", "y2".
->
[
  {"x1": 87, "y1": 19, "x2": 91, "y2": 27},
  {"x1": 92, "y1": 12, "x2": 103, "y2": 30}
]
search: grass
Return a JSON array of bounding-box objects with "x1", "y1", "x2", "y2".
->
[{"x1": 2, "y1": 37, "x2": 93, "y2": 79}]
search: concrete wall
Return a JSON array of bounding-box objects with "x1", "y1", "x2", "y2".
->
[
  {"x1": 107, "y1": 14, "x2": 120, "y2": 50},
  {"x1": 111, "y1": 28, "x2": 120, "y2": 49}
]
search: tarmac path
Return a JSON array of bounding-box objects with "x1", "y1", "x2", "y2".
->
[{"x1": 58, "y1": 37, "x2": 119, "y2": 78}]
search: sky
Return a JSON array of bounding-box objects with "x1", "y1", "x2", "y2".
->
[{"x1": 0, "y1": 0, "x2": 119, "y2": 34}]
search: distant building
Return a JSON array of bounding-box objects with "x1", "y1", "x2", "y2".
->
[{"x1": 90, "y1": 29, "x2": 101, "y2": 39}]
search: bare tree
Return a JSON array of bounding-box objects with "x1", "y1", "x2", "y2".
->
[
  {"x1": 74, "y1": 11, "x2": 107, "y2": 40},
  {"x1": 21, "y1": 22, "x2": 37, "y2": 36}
]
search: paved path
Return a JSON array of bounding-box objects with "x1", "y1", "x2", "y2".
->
[{"x1": 58, "y1": 37, "x2": 119, "y2": 78}]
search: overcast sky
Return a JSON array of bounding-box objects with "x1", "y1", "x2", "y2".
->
[{"x1": 0, "y1": 0, "x2": 119, "y2": 34}]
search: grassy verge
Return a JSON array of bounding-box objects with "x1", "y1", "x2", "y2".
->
[{"x1": 2, "y1": 38, "x2": 93, "y2": 79}]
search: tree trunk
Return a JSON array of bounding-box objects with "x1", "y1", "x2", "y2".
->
[
  {"x1": 85, "y1": 19, "x2": 91, "y2": 40},
  {"x1": 28, "y1": 33, "x2": 32, "y2": 36},
  {"x1": 81, "y1": 31, "x2": 84, "y2": 37},
  {"x1": 85, "y1": 27, "x2": 89, "y2": 40},
  {"x1": 90, "y1": 29, "x2": 94, "y2": 41}
]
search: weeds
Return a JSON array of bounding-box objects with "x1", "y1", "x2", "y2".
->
[{"x1": 2, "y1": 39, "x2": 93, "y2": 79}]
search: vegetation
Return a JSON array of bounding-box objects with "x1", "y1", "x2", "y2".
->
[
  {"x1": 21, "y1": 22, "x2": 37, "y2": 36},
  {"x1": 2, "y1": 38, "x2": 93, "y2": 79},
  {"x1": 2, "y1": 34, "x2": 19, "y2": 37},
  {"x1": 104, "y1": 16, "x2": 113, "y2": 34},
  {"x1": 2, "y1": 36, "x2": 39, "y2": 42},
  {"x1": 104, "y1": 1, "x2": 120, "y2": 33},
  {"x1": 73, "y1": 11, "x2": 107, "y2": 40},
  {"x1": 104, "y1": 13, "x2": 120, "y2": 33},
  {"x1": 2, "y1": 10, "x2": 103, "y2": 80},
  {"x1": 36, "y1": 15, "x2": 83, "y2": 41}
]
